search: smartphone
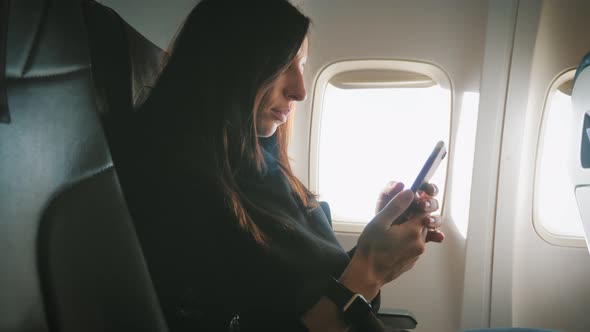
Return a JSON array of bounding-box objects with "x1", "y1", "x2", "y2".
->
[{"x1": 393, "y1": 141, "x2": 447, "y2": 225}]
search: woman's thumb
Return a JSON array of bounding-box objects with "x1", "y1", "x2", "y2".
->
[{"x1": 373, "y1": 189, "x2": 414, "y2": 228}]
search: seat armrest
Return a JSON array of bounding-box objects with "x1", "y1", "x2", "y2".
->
[{"x1": 377, "y1": 308, "x2": 418, "y2": 331}]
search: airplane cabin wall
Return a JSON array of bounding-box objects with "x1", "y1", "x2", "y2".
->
[
  {"x1": 294, "y1": 1, "x2": 489, "y2": 331},
  {"x1": 502, "y1": 1, "x2": 590, "y2": 330},
  {"x1": 98, "y1": 0, "x2": 198, "y2": 50},
  {"x1": 297, "y1": 0, "x2": 590, "y2": 331}
]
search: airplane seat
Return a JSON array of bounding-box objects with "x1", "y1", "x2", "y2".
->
[
  {"x1": 570, "y1": 52, "x2": 590, "y2": 254},
  {"x1": 82, "y1": 0, "x2": 169, "y2": 116},
  {"x1": 81, "y1": 0, "x2": 170, "y2": 212},
  {"x1": 0, "y1": 0, "x2": 167, "y2": 331}
]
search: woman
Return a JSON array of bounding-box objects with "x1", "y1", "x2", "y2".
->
[{"x1": 122, "y1": 0, "x2": 444, "y2": 331}]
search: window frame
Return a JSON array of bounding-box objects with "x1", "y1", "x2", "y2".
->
[
  {"x1": 533, "y1": 68, "x2": 586, "y2": 248},
  {"x1": 308, "y1": 59, "x2": 452, "y2": 233}
]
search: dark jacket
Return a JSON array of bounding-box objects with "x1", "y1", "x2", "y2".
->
[{"x1": 124, "y1": 136, "x2": 375, "y2": 331}]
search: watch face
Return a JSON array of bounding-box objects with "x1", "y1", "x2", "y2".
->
[
  {"x1": 325, "y1": 277, "x2": 373, "y2": 323},
  {"x1": 343, "y1": 294, "x2": 372, "y2": 322}
]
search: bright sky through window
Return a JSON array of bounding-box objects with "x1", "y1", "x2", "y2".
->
[{"x1": 318, "y1": 84, "x2": 450, "y2": 223}]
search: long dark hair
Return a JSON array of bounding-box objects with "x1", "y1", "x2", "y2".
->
[{"x1": 142, "y1": 0, "x2": 315, "y2": 245}]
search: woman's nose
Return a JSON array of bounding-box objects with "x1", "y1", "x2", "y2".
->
[{"x1": 284, "y1": 66, "x2": 306, "y2": 102}]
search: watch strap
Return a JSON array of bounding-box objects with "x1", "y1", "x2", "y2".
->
[
  {"x1": 324, "y1": 276, "x2": 356, "y2": 309},
  {"x1": 324, "y1": 277, "x2": 373, "y2": 321},
  {"x1": 322, "y1": 277, "x2": 387, "y2": 332}
]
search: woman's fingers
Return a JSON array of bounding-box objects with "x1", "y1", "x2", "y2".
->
[
  {"x1": 419, "y1": 197, "x2": 439, "y2": 212},
  {"x1": 375, "y1": 181, "x2": 404, "y2": 214},
  {"x1": 419, "y1": 182, "x2": 439, "y2": 197},
  {"x1": 422, "y1": 214, "x2": 442, "y2": 228},
  {"x1": 414, "y1": 190, "x2": 439, "y2": 214},
  {"x1": 426, "y1": 229, "x2": 445, "y2": 243},
  {"x1": 421, "y1": 214, "x2": 444, "y2": 243},
  {"x1": 404, "y1": 183, "x2": 440, "y2": 216},
  {"x1": 374, "y1": 188, "x2": 414, "y2": 228},
  {"x1": 415, "y1": 183, "x2": 444, "y2": 243}
]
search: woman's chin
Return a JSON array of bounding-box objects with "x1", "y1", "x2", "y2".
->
[{"x1": 256, "y1": 124, "x2": 279, "y2": 138}]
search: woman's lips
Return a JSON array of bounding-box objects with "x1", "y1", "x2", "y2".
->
[{"x1": 271, "y1": 108, "x2": 290, "y2": 122}]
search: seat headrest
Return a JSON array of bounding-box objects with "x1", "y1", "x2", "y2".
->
[
  {"x1": 3, "y1": 0, "x2": 94, "y2": 124},
  {"x1": 570, "y1": 52, "x2": 590, "y2": 253},
  {"x1": 6, "y1": 0, "x2": 90, "y2": 78},
  {"x1": 571, "y1": 53, "x2": 590, "y2": 167},
  {"x1": 83, "y1": 0, "x2": 169, "y2": 115},
  {"x1": 574, "y1": 52, "x2": 590, "y2": 88}
]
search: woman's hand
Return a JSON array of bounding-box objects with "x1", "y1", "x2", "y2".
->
[
  {"x1": 375, "y1": 181, "x2": 444, "y2": 243},
  {"x1": 339, "y1": 182, "x2": 443, "y2": 300}
]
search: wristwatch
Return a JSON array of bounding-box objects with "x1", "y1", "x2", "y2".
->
[{"x1": 324, "y1": 277, "x2": 373, "y2": 325}]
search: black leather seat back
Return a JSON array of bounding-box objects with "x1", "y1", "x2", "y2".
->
[
  {"x1": 83, "y1": 0, "x2": 169, "y2": 115},
  {"x1": 82, "y1": 1, "x2": 170, "y2": 216},
  {"x1": 0, "y1": 0, "x2": 167, "y2": 331}
]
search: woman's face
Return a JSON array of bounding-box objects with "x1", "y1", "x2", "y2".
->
[{"x1": 256, "y1": 37, "x2": 308, "y2": 138}]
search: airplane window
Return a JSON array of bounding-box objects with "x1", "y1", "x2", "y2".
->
[
  {"x1": 534, "y1": 73, "x2": 586, "y2": 241},
  {"x1": 315, "y1": 76, "x2": 450, "y2": 229}
]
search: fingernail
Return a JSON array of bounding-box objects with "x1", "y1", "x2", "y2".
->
[
  {"x1": 424, "y1": 201, "x2": 431, "y2": 209},
  {"x1": 429, "y1": 216, "x2": 436, "y2": 224},
  {"x1": 432, "y1": 185, "x2": 438, "y2": 195}
]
